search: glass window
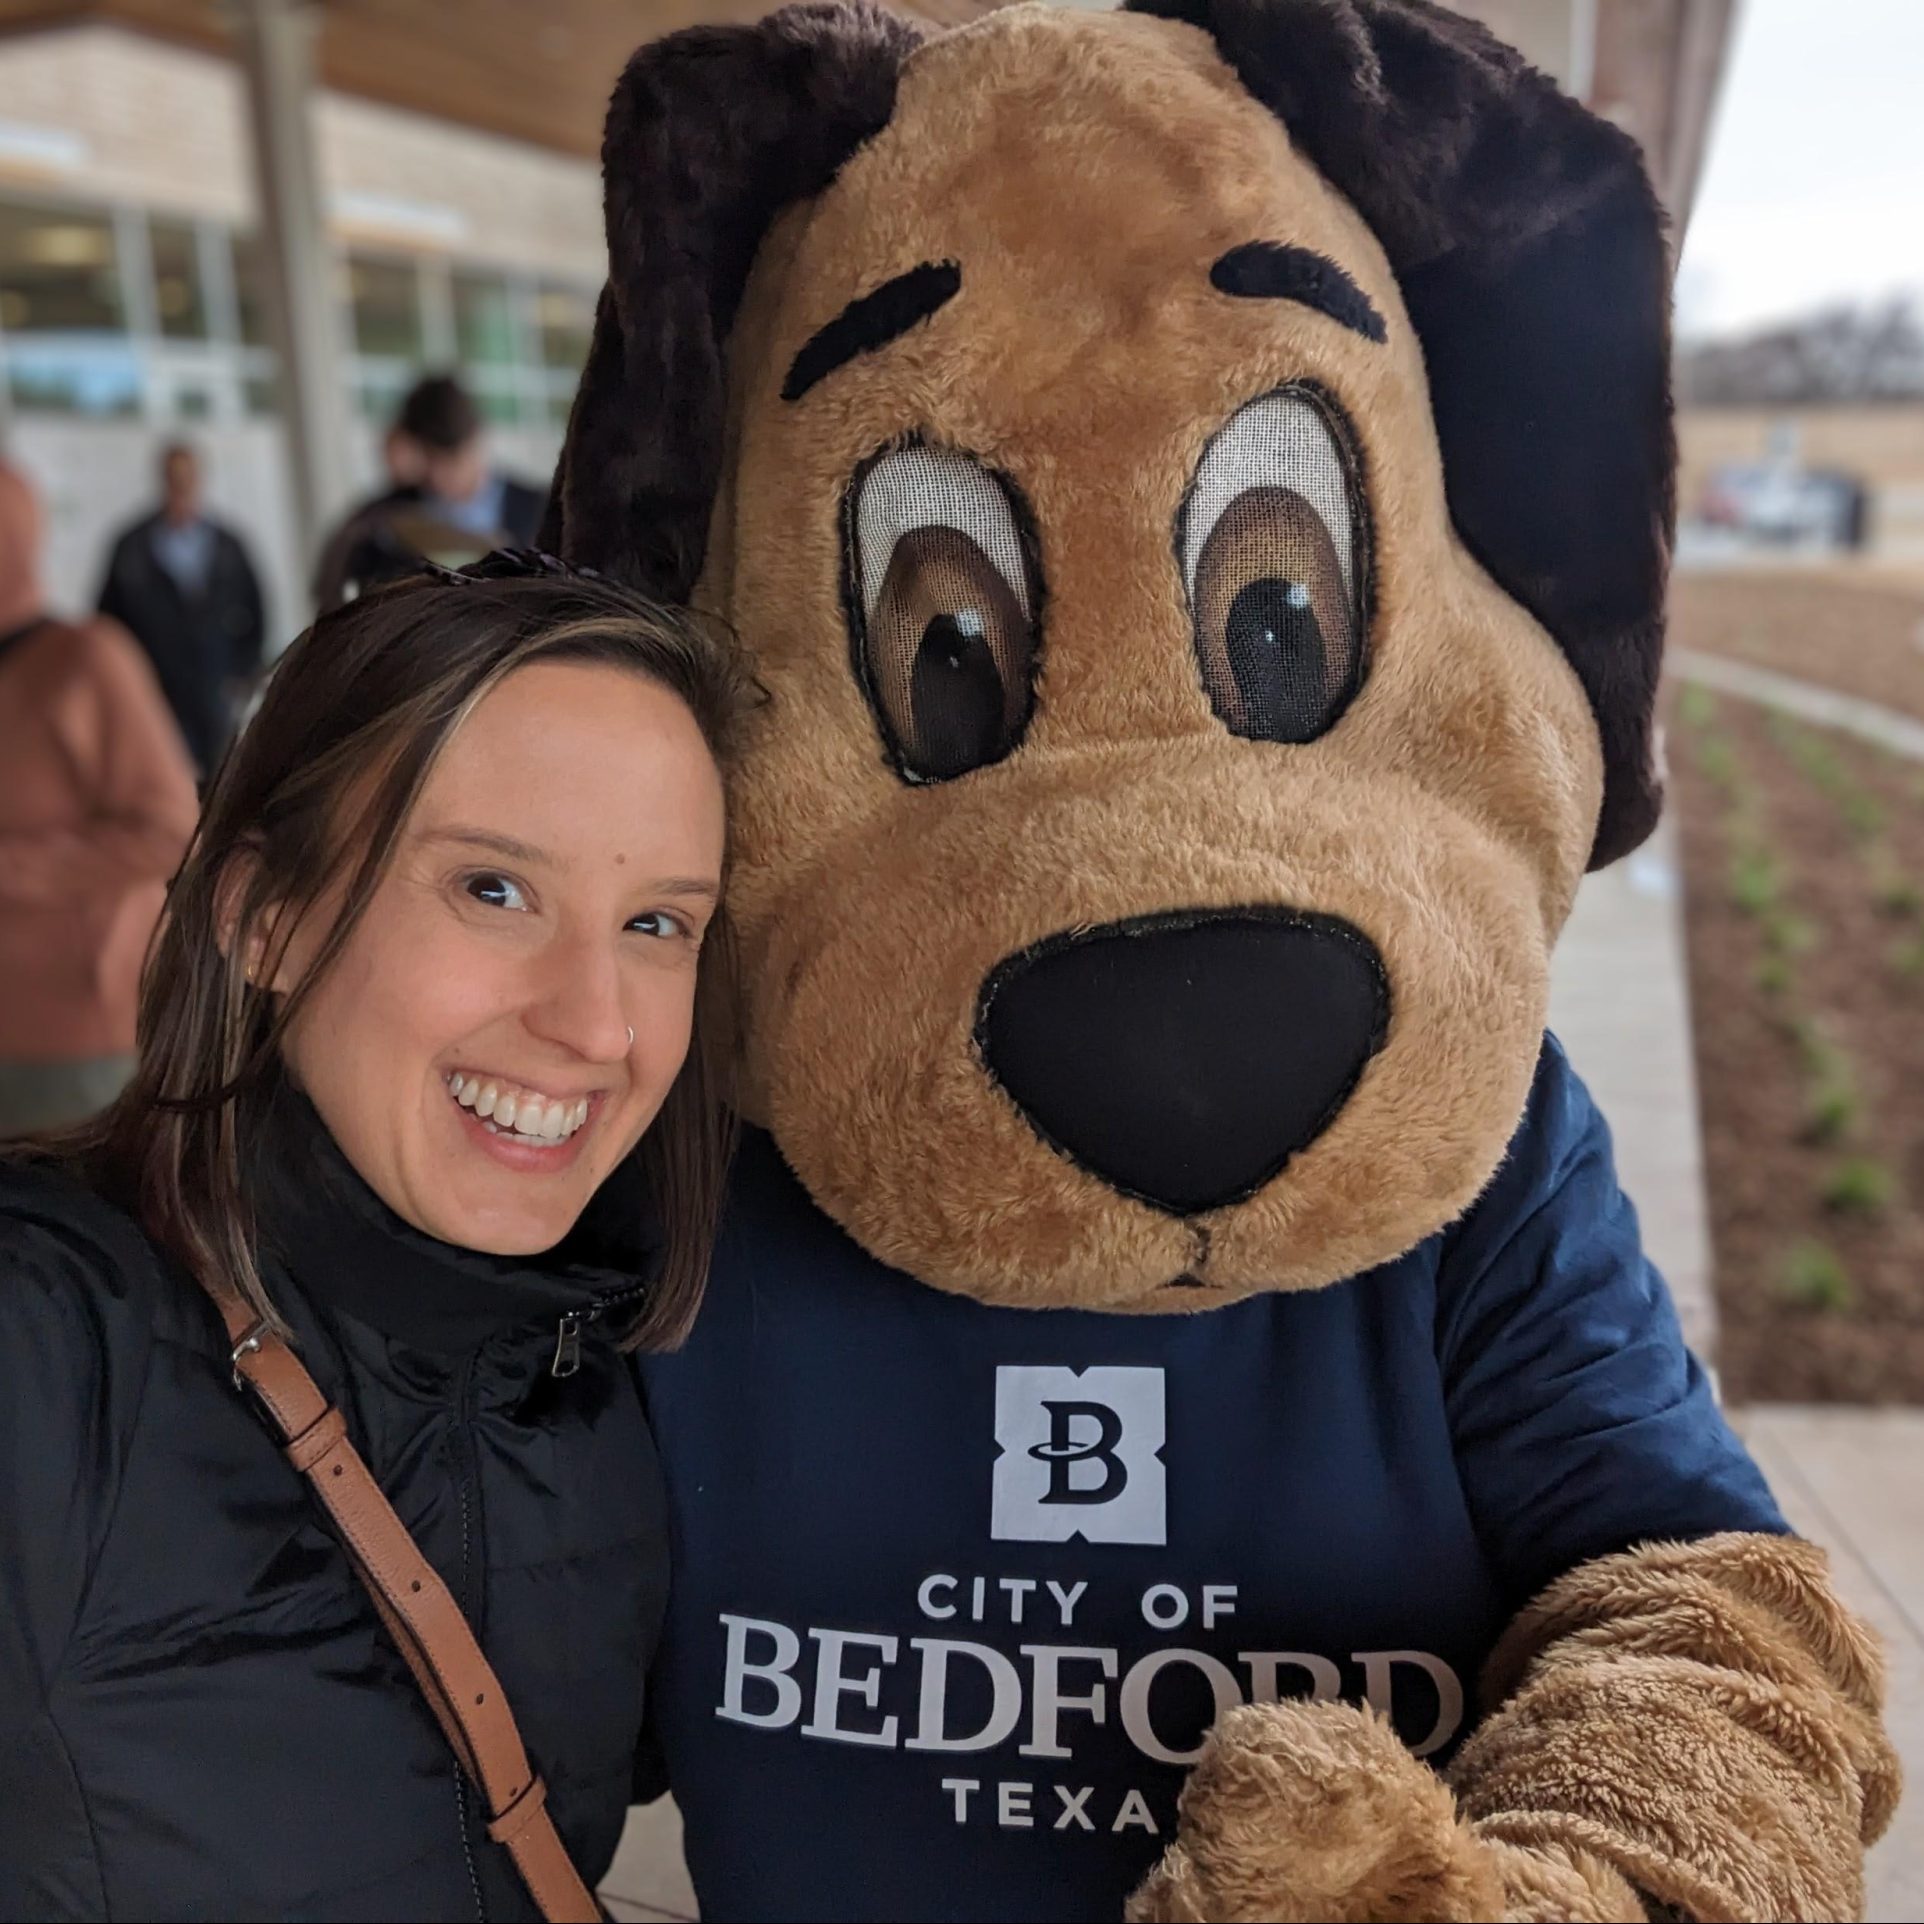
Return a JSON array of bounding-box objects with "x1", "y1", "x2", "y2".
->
[
  {"x1": 232, "y1": 230, "x2": 272, "y2": 346},
  {"x1": 534, "y1": 282, "x2": 593, "y2": 374},
  {"x1": 355, "y1": 366, "x2": 411, "y2": 424},
  {"x1": 348, "y1": 254, "x2": 424, "y2": 361},
  {"x1": 453, "y1": 270, "x2": 516, "y2": 367},
  {"x1": 0, "y1": 198, "x2": 123, "y2": 333},
  {"x1": 5, "y1": 343, "x2": 141, "y2": 417},
  {"x1": 470, "y1": 371, "x2": 523, "y2": 426},
  {"x1": 148, "y1": 217, "x2": 209, "y2": 340}
]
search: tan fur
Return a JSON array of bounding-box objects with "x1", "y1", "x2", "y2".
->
[
  {"x1": 704, "y1": 5, "x2": 1601, "y2": 1308},
  {"x1": 1453, "y1": 1532, "x2": 1900, "y2": 1921},
  {"x1": 1131, "y1": 1533, "x2": 1898, "y2": 1922},
  {"x1": 1125, "y1": 1699, "x2": 1646, "y2": 1923}
]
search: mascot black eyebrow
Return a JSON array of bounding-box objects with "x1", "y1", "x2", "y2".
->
[{"x1": 550, "y1": 2, "x2": 1900, "y2": 1917}]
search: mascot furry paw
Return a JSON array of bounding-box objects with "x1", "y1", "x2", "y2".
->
[{"x1": 549, "y1": 0, "x2": 1900, "y2": 1916}]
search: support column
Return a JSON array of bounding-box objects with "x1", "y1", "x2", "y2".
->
[{"x1": 233, "y1": 0, "x2": 353, "y2": 590}]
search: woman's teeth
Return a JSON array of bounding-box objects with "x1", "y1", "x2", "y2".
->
[{"x1": 447, "y1": 1074, "x2": 590, "y2": 1143}]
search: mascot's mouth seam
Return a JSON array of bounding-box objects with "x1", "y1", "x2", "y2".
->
[{"x1": 1163, "y1": 1223, "x2": 1213, "y2": 1289}]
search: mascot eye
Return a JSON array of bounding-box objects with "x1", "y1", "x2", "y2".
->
[
  {"x1": 1181, "y1": 388, "x2": 1368, "y2": 745},
  {"x1": 848, "y1": 444, "x2": 1039, "y2": 783}
]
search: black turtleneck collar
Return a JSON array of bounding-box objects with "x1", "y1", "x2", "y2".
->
[{"x1": 251, "y1": 1088, "x2": 663, "y2": 1357}]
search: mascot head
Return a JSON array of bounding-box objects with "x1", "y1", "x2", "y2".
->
[{"x1": 551, "y1": 0, "x2": 1674, "y2": 1310}]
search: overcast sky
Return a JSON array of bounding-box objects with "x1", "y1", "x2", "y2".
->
[{"x1": 1677, "y1": 0, "x2": 1924, "y2": 339}]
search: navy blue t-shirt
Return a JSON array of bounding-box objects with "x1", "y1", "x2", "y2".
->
[{"x1": 638, "y1": 1038, "x2": 1783, "y2": 1923}]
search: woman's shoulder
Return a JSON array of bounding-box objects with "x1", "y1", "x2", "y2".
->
[{"x1": 0, "y1": 1153, "x2": 193, "y2": 1370}]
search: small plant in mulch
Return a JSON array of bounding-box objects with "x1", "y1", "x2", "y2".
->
[
  {"x1": 1802, "y1": 1075, "x2": 1860, "y2": 1146},
  {"x1": 1761, "y1": 908, "x2": 1816, "y2": 956},
  {"x1": 1728, "y1": 844, "x2": 1782, "y2": 915},
  {"x1": 1841, "y1": 790, "x2": 1887, "y2": 844},
  {"x1": 1770, "y1": 713, "x2": 1889, "y2": 839},
  {"x1": 1868, "y1": 854, "x2": 1923, "y2": 919},
  {"x1": 1752, "y1": 907, "x2": 1817, "y2": 999},
  {"x1": 1776, "y1": 1238, "x2": 1855, "y2": 1312},
  {"x1": 1698, "y1": 730, "x2": 1741, "y2": 793},
  {"x1": 1787, "y1": 1020, "x2": 1861, "y2": 1145},
  {"x1": 1821, "y1": 1156, "x2": 1897, "y2": 1216},
  {"x1": 1824, "y1": 1153, "x2": 1897, "y2": 1213},
  {"x1": 1891, "y1": 934, "x2": 1924, "y2": 981},
  {"x1": 1678, "y1": 684, "x2": 1719, "y2": 732}
]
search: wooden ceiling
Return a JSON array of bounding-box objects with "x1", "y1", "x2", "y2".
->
[
  {"x1": 0, "y1": 0, "x2": 1733, "y2": 222},
  {"x1": 0, "y1": 0, "x2": 1008, "y2": 159}
]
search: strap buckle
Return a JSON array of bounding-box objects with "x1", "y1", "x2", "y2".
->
[
  {"x1": 487, "y1": 1772, "x2": 551, "y2": 1846},
  {"x1": 230, "y1": 1325, "x2": 265, "y2": 1393}
]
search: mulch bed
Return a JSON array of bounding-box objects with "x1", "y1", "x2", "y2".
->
[
  {"x1": 1672, "y1": 569, "x2": 1924, "y2": 725},
  {"x1": 1667, "y1": 596, "x2": 1924, "y2": 1402}
]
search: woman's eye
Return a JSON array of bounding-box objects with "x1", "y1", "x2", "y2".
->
[
  {"x1": 627, "y1": 910, "x2": 690, "y2": 940},
  {"x1": 1181, "y1": 387, "x2": 1369, "y2": 745},
  {"x1": 464, "y1": 872, "x2": 529, "y2": 911},
  {"x1": 846, "y1": 442, "x2": 1041, "y2": 783}
]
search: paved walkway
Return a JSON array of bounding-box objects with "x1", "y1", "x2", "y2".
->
[
  {"x1": 1548, "y1": 815, "x2": 1717, "y2": 1354},
  {"x1": 1740, "y1": 1409, "x2": 1924, "y2": 1922},
  {"x1": 602, "y1": 1799, "x2": 694, "y2": 1922}
]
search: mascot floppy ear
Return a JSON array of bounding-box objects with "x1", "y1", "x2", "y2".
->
[
  {"x1": 544, "y1": 0, "x2": 920, "y2": 598},
  {"x1": 1131, "y1": 0, "x2": 1674, "y2": 867}
]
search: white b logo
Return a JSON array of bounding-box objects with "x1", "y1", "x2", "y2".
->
[{"x1": 990, "y1": 1365, "x2": 1167, "y2": 1545}]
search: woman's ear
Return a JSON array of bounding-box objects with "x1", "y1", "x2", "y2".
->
[
  {"x1": 1130, "y1": 0, "x2": 1675, "y2": 867},
  {"x1": 213, "y1": 848, "x2": 290, "y2": 994},
  {"x1": 548, "y1": 1, "x2": 921, "y2": 593}
]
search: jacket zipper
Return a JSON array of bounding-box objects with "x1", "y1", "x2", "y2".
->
[
  {"x1": 552, "y1": 1280, "x2": 649, "y2": 1380},
  {"x1": 449, "y1": 1293, "x2": 644, "y2": 1912}
]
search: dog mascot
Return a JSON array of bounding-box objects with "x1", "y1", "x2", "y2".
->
[{"x1": 549, "y1": 1, "x2": 1899, "y2": 1915}]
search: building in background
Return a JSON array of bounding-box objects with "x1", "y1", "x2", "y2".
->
[
  {"x1": 0, "y1": 0, "x2": 1735, "y2": 645},
  {"x1": 0, "y1": 21, "x2": 605, "y2": 637}
]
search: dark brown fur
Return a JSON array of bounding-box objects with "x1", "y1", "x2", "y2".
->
[{"x1": 550, "y1": 1, "x2": 920, "y2": 598}]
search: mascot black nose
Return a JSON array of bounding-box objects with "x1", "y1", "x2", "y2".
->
[{"x1": 975, "y1": 911, "x2": 1388, "y2": 1216}]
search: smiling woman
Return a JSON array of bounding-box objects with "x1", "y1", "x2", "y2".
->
[{"x1": 0, "y1": 555, "x2": 756, "y2": 1921}]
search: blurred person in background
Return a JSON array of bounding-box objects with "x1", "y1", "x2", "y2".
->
[
  {"x1": 96, "y1": 441, "x2": 268, "y2": 778},
  {"x1": 314, "y1": 373, "x2": 548, "y2": 610},
  {"x1": 0, "y1": 461, "x2": 198, "y2": 1138}
]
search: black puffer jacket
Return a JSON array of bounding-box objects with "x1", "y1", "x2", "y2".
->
[{"x1": 0, "y1": 1102, "x2": 668, "y2": 1921}]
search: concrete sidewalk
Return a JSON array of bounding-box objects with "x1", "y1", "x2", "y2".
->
[
  {"x1": 1548, "y1": 816, "x2": 1717, "y2": 1355},
  {"x1": 1739, "y1": 1409, "x2": 1924, "y2": 1922}
]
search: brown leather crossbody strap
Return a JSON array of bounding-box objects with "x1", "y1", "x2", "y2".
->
[{"x1": 214, "y1": 1295, "x2": 601, "y2": 1923}]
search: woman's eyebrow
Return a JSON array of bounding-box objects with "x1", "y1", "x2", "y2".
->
[
  {"x1": 425, "y1": 828, "x2": 718, "y2": 901},
  {"x1": 421, "y1": 826, "x2": 551, "y2": 865}
]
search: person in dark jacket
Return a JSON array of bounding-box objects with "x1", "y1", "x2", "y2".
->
[
  {"x1": 0, "y1": 554, "x2": 752, "y2": 1921},
  {"x1": 96, "y1": 441, "x2": 268, "y2": 776},
  {"x1": 314, "y1": 376, "x2": 549, "y2": 612}
]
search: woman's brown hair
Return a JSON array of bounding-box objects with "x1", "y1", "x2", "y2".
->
[{"x1": 31, "y1": 554, "x2": 756, "y2": 1350}]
